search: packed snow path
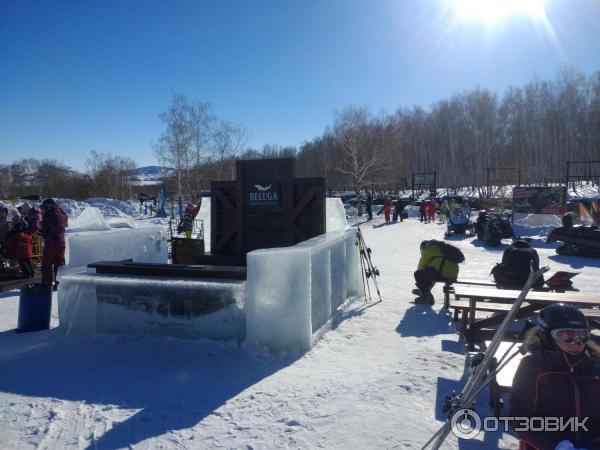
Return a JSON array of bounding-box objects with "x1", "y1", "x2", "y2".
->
[{"x1": 2, "y1": 217, "x2": 600, "y2": 449}]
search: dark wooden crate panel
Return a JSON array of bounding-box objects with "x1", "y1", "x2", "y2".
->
[
  {"x1": 209, "y1": 158, "x2": 326, "y2": 261},
  {"x1": 292, "y1": 178, "x2": 326, "y2": 242},
  {"x1": 211, "y1": 181, "x2": 238, "y2": 255}
]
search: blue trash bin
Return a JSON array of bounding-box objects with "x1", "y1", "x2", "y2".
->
[{"x1": 18, "y1": 283, "x2": 52, "y2": 332}]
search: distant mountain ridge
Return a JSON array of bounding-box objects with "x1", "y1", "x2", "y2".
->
[{"x1": 126, "y1": 166, "x2": 176, "y2": 184}]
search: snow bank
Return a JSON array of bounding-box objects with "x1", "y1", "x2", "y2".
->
[
  {"x1": 245, "y1": 228, "x2": 363, "y2": 352},
  {"x1": 67, "y1": 207, "x2": 111, "y2": 231},
  {"x1": 512, "y1": 213, "x2": 561, "y2": 238},
  {"x1": 326, "y1": 197, "x2": 348, "y2": 231},
  {"x1": 65, "y1": 226, "x2": 168, "y2": 268},
  {"x1": 85, "y1": 198, "x2": 139, "y2": 217},
  {"x1": 59, "y1": 273, "x2": 245, "y2": 341}
]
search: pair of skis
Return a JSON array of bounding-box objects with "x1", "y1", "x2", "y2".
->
[
  {"x1": 421, "y1": 266, "x2": 549, "y2": 449},
  {"x1": 356, "y1": 226, "x2": 383, "y2": 303}
]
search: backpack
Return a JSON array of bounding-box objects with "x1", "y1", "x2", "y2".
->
[
  {"x1": 491, "y1": 243, "x2": 543, "y2": 288},
  {"x1": 424, "y1": 240, "x2": 465, "y2": 263}
]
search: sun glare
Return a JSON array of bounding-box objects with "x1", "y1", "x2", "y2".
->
[{"x1": 454, "y1": 0, "x2": 547, "y2": 24}]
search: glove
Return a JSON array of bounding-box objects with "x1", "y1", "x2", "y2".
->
[{"x1": 555, "y1": 441, "x2": 577, "y2": 450}]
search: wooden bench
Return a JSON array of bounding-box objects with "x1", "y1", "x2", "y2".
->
[{"x1": 443, "y1": 279, "x2": 496, "y2": 308}]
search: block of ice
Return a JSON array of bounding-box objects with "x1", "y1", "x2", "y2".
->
[
  {"x1": 245, "y1": 247, "x2": 312, "y2": 350},
  {"x1": 65, "y1": 226, "x2": 168, "y2": 268},
  {"x1": 245, "y1": 228, "x2": 362, "y2": 352},
  {"x1": 59, "y1": 273, "x2": 245, "y2": 342},
  {"x1": 326, "y1": 197, "x2": 348, "y2": 232}
]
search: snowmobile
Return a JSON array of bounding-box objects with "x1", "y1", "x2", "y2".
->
[
  {"x1": 444, "y1": 206, "x2": 473, "y2": 237},
  {"x1": 474, "y1": 211, "x2": 514, "y2": 246},
  {"x1": 547, "y1": 220, "x2": 600, "y2": 258}
]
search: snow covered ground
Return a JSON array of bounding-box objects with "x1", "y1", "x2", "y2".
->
[{"x1": 1, "y1": 215, "x2": 600, "y2": 449}]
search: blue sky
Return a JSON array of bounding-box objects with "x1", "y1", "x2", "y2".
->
[{"x1": 1, "y1": 0, "x2": 599, "y2": 171}]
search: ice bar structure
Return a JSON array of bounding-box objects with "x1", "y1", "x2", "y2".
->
[{"x1": 58, "y1": 158, "x2": 365, "y2": 351}]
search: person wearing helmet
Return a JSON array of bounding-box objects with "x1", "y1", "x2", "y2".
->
[
  {"x1": 509, "y1": 304, "x2": 600, "y2": 450},
  {"x1": 40, "y1": 198, "x2": 68, "y2": 290}
]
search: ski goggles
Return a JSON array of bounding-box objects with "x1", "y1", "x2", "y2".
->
[{"x1": 550, "y1": 328, "x2": 590, "y2": 345}]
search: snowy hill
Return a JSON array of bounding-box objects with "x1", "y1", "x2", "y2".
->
[{"x1": 126, "y1": 166, "x2": 176, "y2": 186}]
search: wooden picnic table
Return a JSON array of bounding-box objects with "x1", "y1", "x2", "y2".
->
[{"x1": 450, "y1": 286, "x2": 600, "y2": 343}]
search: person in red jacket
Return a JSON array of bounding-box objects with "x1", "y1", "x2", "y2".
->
[
  {"x1": 41, "y1": 198, "x2": 68, "y2": 290},
  {"x1": 428, "y1": 201, "x2": 437, "y2": 223},
  {"x1": 509, "y1": 304, "x2": 600, "y2": 450},
  {"x1": 383, "y1": 197, "x2": 393, "y2": 223},
  {"x1": 419, "y1": 200, "x2": 427, "y2": 223},
  {"x1": 5, "y1": 221, "x2": 34, "y2": 278}
]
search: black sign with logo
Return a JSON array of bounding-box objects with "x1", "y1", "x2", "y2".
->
[{"x1": 247, "y1": 181, "x2": 281, "y2": 207}]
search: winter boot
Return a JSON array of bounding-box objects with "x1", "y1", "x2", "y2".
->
[
  {"x1": 414, "y1": 293, "x2": 435, "y2": 305},
  {"x1": 53, "y1": 281, "x2": 59, "y2": 292}
]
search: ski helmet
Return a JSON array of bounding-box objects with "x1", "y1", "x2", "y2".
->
[{"x1": 538, "y1": 303, "x2": 588, "y2": 335}]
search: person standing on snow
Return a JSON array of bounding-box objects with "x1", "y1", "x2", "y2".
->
[
  {"x1": 365, "y1": 193, "x2": 373, "y2": 221},
  {"x1": 412, "y1": 240, "x2": 462, "y2": 304},
  {"x1": 41, "y1": 198, "x2": 68, "y2": 291},
  {"x1": 509, "y1": 304, "x2": 600, "y2": 450},
  {"x1": 6, "y1": 221, "x2": 34, "y2": 278},
  {"x1": 439, "y1": 199, "x2": 449, "y2": 223},
  {"x1": 419, "y1": 200, "x2": 427, "y2": 223},
  {"x1": 393, "y1": 197, "x2": 405, "y2": 222},
  {"x1": 428, "y1": 200, "x2": 437, "y2": 223},
  {"x1": 383, "y1": 197, "x2": 393, "y2": 223}
]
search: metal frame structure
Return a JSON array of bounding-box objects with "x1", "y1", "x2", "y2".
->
[
  {"x1": 411, "y1": 172, "x2": 436, "y2": 199},
  {"x1": 564, "y1": 160, "x2": 600, "y2": 200},
  {"x1": 486, "y1": 167, "x2": 519, "y2": 198}
]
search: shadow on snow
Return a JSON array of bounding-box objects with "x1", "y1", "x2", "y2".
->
[{"x1": 0, "y1": 328, "x2": 298, "y2": 449}]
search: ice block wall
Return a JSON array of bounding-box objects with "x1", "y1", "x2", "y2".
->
[
  {"x1": 65, "y1": 225, "x2": 168, "y2": 268},
  {"x1": 244, "y1": 228, "x2": 364, "y2": 352},
  {"x1": 325, "y1": 197, "x2": 348, "y2": 232},
  {"x1": 59, "y1": 273, "x2": 245, "y2": 341}
]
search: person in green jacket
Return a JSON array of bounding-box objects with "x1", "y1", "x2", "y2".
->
[{"x1": 412, "y1": 240, "x2": 460, "y2": 304}]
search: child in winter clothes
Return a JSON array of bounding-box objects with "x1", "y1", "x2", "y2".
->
[{"x1": 6, "y1": 222, "x2": 34, "y2": 278}]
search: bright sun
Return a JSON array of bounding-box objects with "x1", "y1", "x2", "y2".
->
[{"x1": 454, "y1": 0, "x2": 547, "y2": 24}]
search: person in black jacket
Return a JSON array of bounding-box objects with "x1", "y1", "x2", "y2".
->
[
  {"x1": 393, "y1": 197, "x2": 405, "y2": 222},
  {"x1": 365, "y1": 193, "x2": 373, "y2": 221}
]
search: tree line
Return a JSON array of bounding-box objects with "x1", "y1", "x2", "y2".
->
[
  {"x1": 295, "y1": 66, "x2": 600, "y2": 195},
  {"x1": 1, "y1": 66, "x2": 598, "y2": 201}
]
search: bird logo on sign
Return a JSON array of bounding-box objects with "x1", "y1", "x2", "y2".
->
[{"x1": 254, "y1": 184, "x2": 272, "y2": 191}]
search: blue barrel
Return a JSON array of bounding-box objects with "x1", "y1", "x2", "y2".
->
[{"x1": 18, "y1": 283, "x2": 52, "y2": 332}]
